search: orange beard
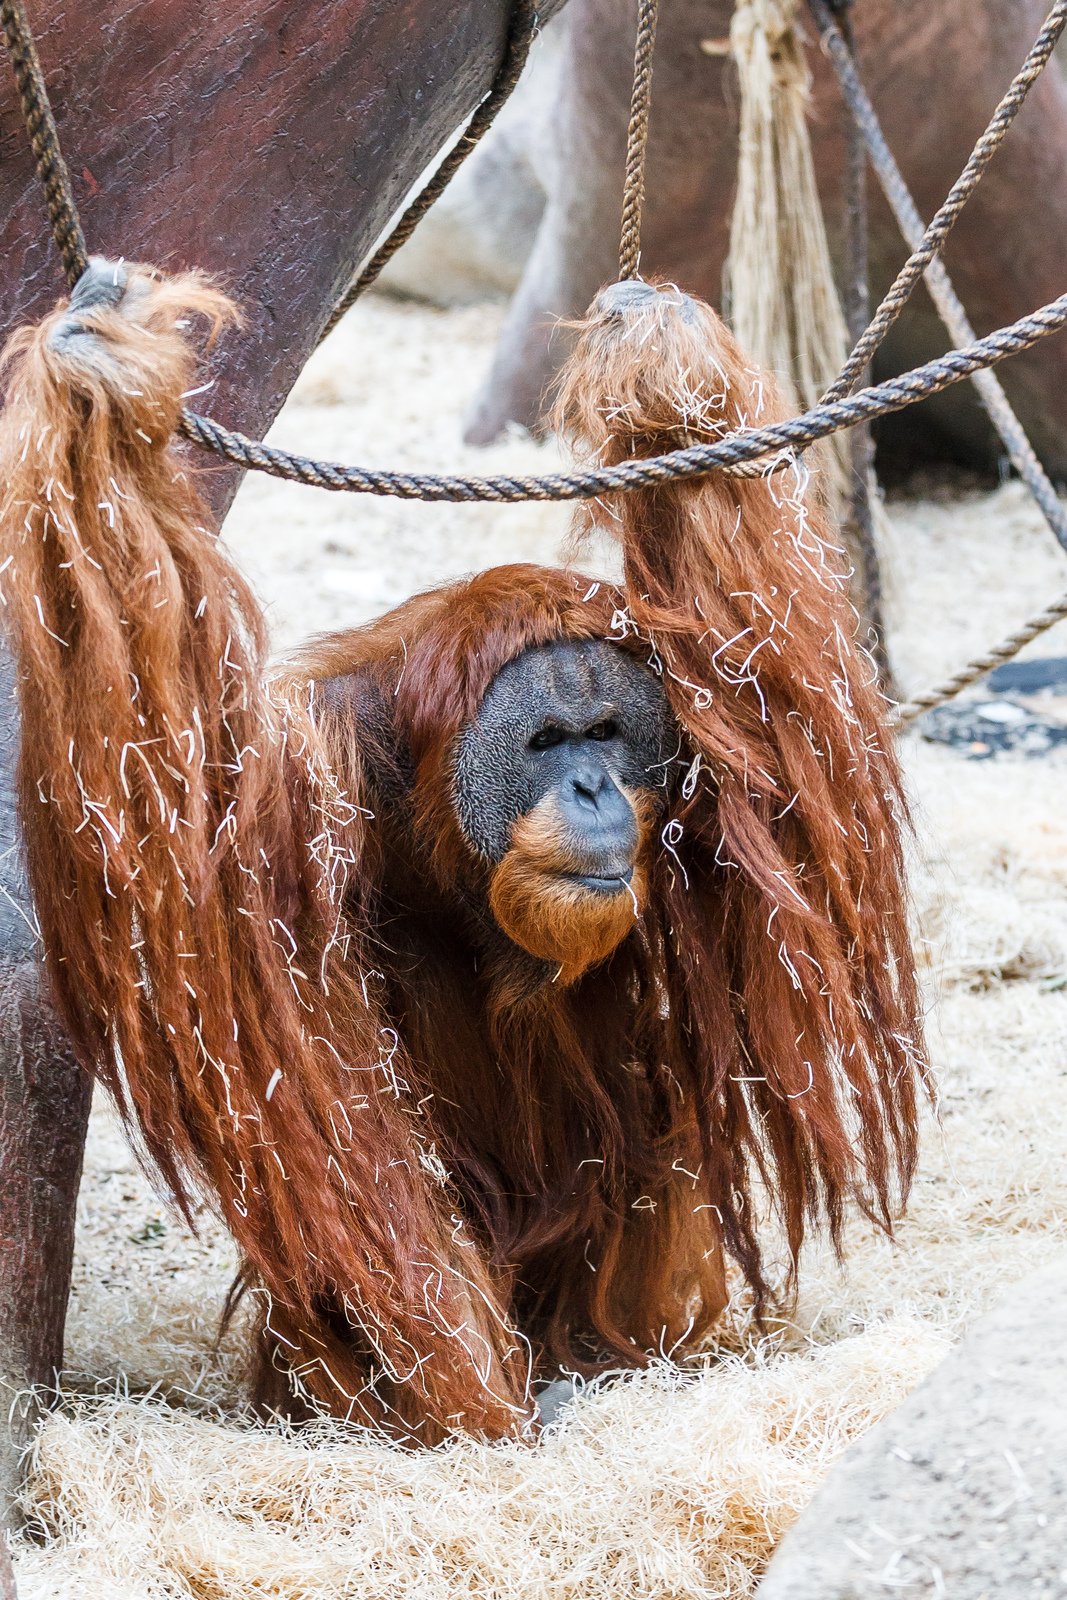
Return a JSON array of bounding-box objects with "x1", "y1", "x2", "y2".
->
[{"x1": 488, "y1": 789, "x2": 654, "y2": 984}]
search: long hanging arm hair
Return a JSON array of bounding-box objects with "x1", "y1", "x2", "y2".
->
[
  {"x1": 555, "y1": 279, "x2": 929, "y2": 1304},
  {"x1": 0, "y1": 261, "x2": 530, "y2": 1439}
]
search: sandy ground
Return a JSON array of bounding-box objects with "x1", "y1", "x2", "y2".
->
[{"x1": 9, "y1": 295, "x2": 1067, "y2": 1599}]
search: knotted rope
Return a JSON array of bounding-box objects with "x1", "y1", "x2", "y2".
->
[{"x1": 618, "y1": 0, "x2": 659, "y2": 280}]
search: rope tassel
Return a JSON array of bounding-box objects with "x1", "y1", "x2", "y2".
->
[{"x1": 726, "y1": 0, "x2": 852, "y2": 514}]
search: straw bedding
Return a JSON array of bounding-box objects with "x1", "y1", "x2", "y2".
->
[
  {"x1": 18, "y1": 1328, "x2": 949, "y2": 1600},
  {"x1": 10, "y1": 296, "x2": 1067, "y2": 1599}
]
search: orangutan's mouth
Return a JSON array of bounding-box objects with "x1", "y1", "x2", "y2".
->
[{"x1": 566, "y1": 868, "x2": 634, "y2": 895}]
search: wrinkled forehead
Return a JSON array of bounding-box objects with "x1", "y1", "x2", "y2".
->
[{"x1": 477, "y1": 638, "x2": 666, "y2": 732}]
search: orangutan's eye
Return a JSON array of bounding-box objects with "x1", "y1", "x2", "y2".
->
[
  {"x1": 585, "y1": 719, "x2": 618, "y2": 742},
  {"x1": 528, "y1": 725, "x2": 565, "y2": 751}
]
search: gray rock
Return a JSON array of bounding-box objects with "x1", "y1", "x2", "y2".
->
[
  {"x1": 757, "y1": 1257, "x2": 1067, "y2": 1599},
  {"x1": 535, "y1": 1376, "x2": 577, "y2": 1428}
]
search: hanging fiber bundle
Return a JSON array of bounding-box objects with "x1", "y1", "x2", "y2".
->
[
  {"x1": 555, "y1": 279, "x2": 927, "y2": 1294},
  {"x1": 0, "y1": 260, "x2": 530, "y2": 1440}
]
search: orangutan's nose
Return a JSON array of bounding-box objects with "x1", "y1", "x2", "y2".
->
[
  {"x1": 569, "y1": 767, "x2": 608, "y2": 810},
  {"x1": 560, "y1": 768, "x2": 637, "y2": 869}
]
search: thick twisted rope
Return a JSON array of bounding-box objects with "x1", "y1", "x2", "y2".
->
[
  {"x1": 893, "y1": 592, "x2": 1067, "y2": 725},
  {"x1": 183, "y1": 0, "x2": 1067, "y2": 500},
  {"x1": 803, "y1": 0, "x2": 1067, "y2": 717},
  {"x1": 178, "y1": 296, "x2": 1067, "y2": 499},
  {"x1": 618, "y1": 0, "x2": 659, "y2": 279},
  {"x1": 0, "y1": 0, "x2": 86, "y2": 286},
  {"x1": 4, "y1": 0, "x2": 1067, "y2": 718},
  {"x1": 815, "y1": 0, "x2": 1067, "y2": 403},
  {"x1": 319, "y1": 0, "x2": 541, "y2": 342},
  {"x1": 7, "y1": 0, "x2": 1063, "y2": 508},
  {"x1": 809, "y1": 0, "x2": 1067, "y2": 557}
]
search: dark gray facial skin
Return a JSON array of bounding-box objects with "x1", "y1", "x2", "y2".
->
[{"x1": 453, "y1": 639, "x2": 677, "y2": 875}]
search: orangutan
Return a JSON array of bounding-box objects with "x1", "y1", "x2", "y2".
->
[{"x1": 0, "y1": 262, "x2": 925, "y2": 1440}]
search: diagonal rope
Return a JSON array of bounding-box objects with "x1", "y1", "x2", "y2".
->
[
  {"x1": 808, "y1": 0, "x2": 1067, "y2": 557},
  {"x1": 0, "y1": 0, "x2": 86, "y2": 287},
  {"x1": 893, "y1": 592, "x2": 1067, "y2": 725},
  {"x1": 4, "y1": 0, "x2": 1067, "y2": 717},
  {"x1": 814, "y1": 0, "x2": 1067, "y2": 403},
  {"x1": 802, "y1": 0, "x2": 1067, "y2": 716},
  {"x1": 5, "y1": 0, "x2": 1063, "y2": 510}
]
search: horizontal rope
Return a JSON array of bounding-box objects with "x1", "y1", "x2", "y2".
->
[
  {"x1": 6, "y1": 0, "x2": 1067, "y2": 725},
  {"x1": 178, "y1": 293, "x2": 1067, "y2": 499},
  {"x1": 8, "y1": 0, "x2": 1065, "y2": 516},
  {"x1": 182, "y1": 0, "x2": 1067, "y2": 499}
]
